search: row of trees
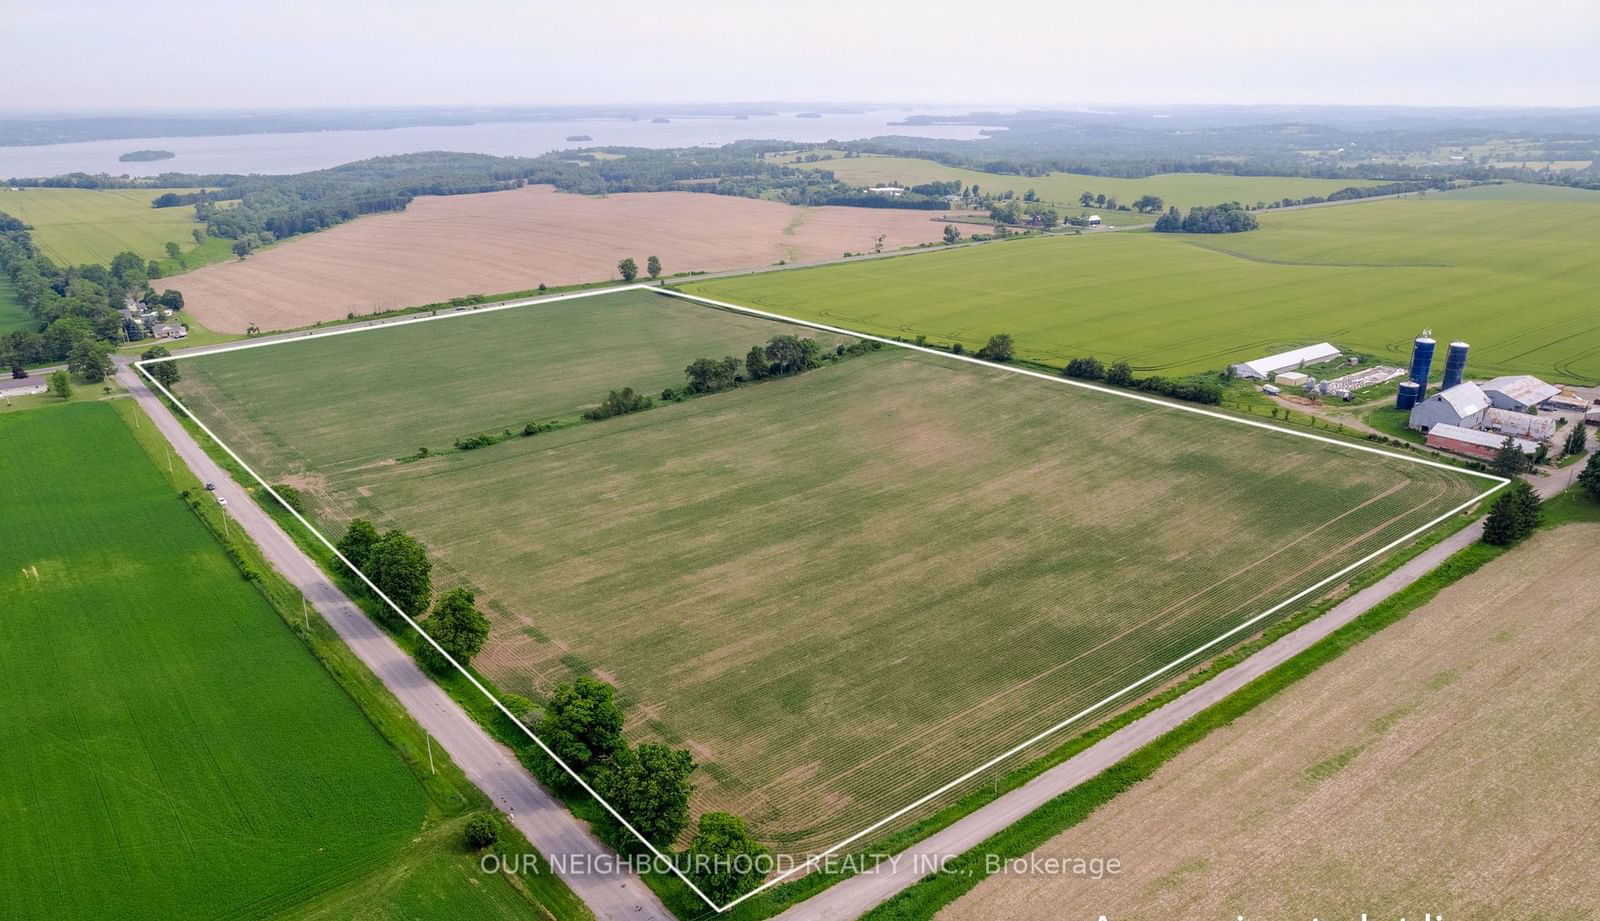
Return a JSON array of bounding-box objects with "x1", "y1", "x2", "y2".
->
[
  {"x1": 1482, "y1": 480, "x2": 1542, "y2": 546},
  {"x1": 335, "y1": 520, "x2": 489, "y2": 672},
  {"x1": 1063, "y1": 355, "x2": 1224, "y2": 404},
  {"x1": 617, "y1": 255, "x2": 663, "y2": 282},
  {"x1": 1152, "y1": 204, "x2": 1259, "y2": 233},
  {"x1": 531, "y1": 675, "x2": 768, "y2": 900},
  {"x1": 682, "y1": 334, "x2": 830, "y2": 395}
]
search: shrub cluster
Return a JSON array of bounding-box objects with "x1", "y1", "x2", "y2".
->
[{"x1": 1063, "y1": 356, "x2": 1222, "y2": 404}]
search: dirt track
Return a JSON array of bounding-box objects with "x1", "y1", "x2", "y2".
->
[{"x1": 177, "y1": 185, "x2": 985, "y2": 333}]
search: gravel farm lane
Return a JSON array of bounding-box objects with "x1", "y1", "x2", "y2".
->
[{"x1": 116, "y1": 359, "x2": 671, "y2": 921}]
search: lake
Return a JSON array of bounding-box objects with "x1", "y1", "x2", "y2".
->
[{"x1": 0, "y1": 110, "x2": 997, "y2": 179}]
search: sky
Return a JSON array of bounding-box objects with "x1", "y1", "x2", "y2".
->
[{"x1": 5, "y1": 0, "x2": 1597, "y2": 111}]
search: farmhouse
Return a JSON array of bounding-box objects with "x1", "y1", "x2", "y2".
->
[
  {"x1": 1231, "y1": 342, "x2": 1341, "y2": 380},
  {"x1": 1480, "y1": 374, "x2": 1560, "y2": 412},
  {"x1": 1482, "y1": 407, "x2": 1556, "y2": 442},
  {"x1": 1408, "y1": 381, "x2": 1491, "y2": 432},
  {"x1": 1425, "y1": 423, "x2": 1536, "y2": 462}
]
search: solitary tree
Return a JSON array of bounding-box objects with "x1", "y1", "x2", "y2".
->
[
  {"x1": 366, "y1": 530, "x2": 433, "y2": 617},
  {"x1": 1481, "y1": 480, "x2": 1541, "y2": 546},
  {"x1": 164, "y1": 241, "x2": 182, "y2": 264},
  {"x1": 646, "y1": 255, "x2": 662, "y2": 280},
  {"x1": 48, "y1": 369, "x2": 71, "y2": 400},
  {"x1": 536, "y1": 677, "x2": 625, "y2": 776},
  {"x1": 1133, "y1": 194, "x2": 1164, "y2": 213},
  {"x1": 68, "y1": 340, "x2": 113, "y2": 383},
  {"x1": 1563, "y1": 424, "x2": 1587, "y2": 456},
  {"x1": 617, "y1": 257, "x2": 639, "y2": 282},
  {"x1": 1578, "y1": 452, "x2": 1600, "y2": 502},
  {"x1": 419, "y1": 587, "x2": 490, "y2": 673},
  {"x1": 685, "y1": 813, "x2": 770, "y2": 902},
  {"x1": 463, "y1": 814, "x2": 500, "y2": 850},
  {"x1": 976, "y1": 333, "x2": 1015, "y2": 363},
  {"x1": 141, "y1": 345, "x2": 181, "y2": 389},
  {"x1": 1490, "y1": 436, "x2": 1528, "y2": 478},
  {"x1": 942, "y1": 224, "x2": 961, "y2": 244},
  {"x1": 1079, "y1": 191, "x2": 1094, "y2": 207},
  {"x1": 593, "y1": 742, "x2": 696, "y2": 848}
]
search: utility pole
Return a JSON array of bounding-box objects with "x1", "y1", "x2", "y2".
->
[
  {"x1": 302, "y1": 592, "x2": 309, "y2": 631},
  {"x1": 427, "y1": 734, "x2": 436, "y2": 775}
]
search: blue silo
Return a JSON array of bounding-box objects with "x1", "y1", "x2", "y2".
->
[
  {"x1": 1407, "y1": 334, "x2": 1436, "y2": 388},
  {"x1": 1441, "y1": 341, "x2": 1469, "y2": 390},
  {"x1": 1396, "y1": 380, "x2": 1422, "y2": 410}
]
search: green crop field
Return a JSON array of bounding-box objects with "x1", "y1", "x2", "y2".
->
[
  {"x1": 0, "y1": 187, "x2": 204, "y2": 266},
  {"x1": 175, "y1": 291, "x2": 1486, "y2": 857},
  {"x1": 0, "y1": 402, "x2": 568, "y2": 921},
  {"x1": 177, "y1": 288, "x2": 841, "y2": 474},
  {"x1": 685, "y1": 194, "x2": 1600, "y2": 385},
  {"x1": 786, "y1": 153, "x2": 1384, "y2": 212}
]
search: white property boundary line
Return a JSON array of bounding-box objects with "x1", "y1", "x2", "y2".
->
[{"x1": 139, "y1": 284, "x2": 1507, "y2": 913}]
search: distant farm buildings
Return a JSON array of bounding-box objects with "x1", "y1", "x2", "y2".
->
[
  {"x1": 1231, "y1": 342, "x2": 1341, "y2": 381},
  {"x1": 1424, "y1": 424, "x2": 1536, "y2": 462},
  {"x1": 866, "y1": 186, "x2": 906, "y2": 197},
  {"x1": 1085, "y1": 214, "x2": 1102, "y2": 226}
]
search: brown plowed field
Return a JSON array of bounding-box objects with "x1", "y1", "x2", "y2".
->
[
  {"x1": 943, "y1": 523, "x2": 1600, "y2": 921},
  {"x1": 177, "y1": 185, "x2": 985, "y2": 333}
]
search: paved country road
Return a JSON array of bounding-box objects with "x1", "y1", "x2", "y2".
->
[
  {"x1": 115, "y1": 358, "x2": 671, "y2": 921},
  {"x1": 776, "y1": 469, "x2": 1565, "y2": 920}
]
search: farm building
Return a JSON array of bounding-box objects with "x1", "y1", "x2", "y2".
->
[
  {"x1": 1408, "y1": 381, "x2": 1491, "y2": 432},
  {"x1": 1425, "y1": 423, "x2": 1536, "y2": 462},
  {"x1": 1480, "y1": 375, "x2": 1560, "y2": 412},
  {"x1": 1543, "y1": 389, "x2": 1589, "y2": 412},
  {"x1": 1231, "y1": 343, "x2": 1341, "y2": 380},
  {"x1": 866, "y1": 186, "x2": 906, "y2": 197},
  {"x1": 1275, "y1": 371, "x2": 1310, "y2": 388},
  {"x1": 1085, "y1": 214, "x2": 1102, "y2": 225},
  {"x1": 1482, "y1": 408, "x2": 1556, "y2": 442}
]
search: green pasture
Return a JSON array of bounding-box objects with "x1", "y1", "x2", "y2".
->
[
  {"x1": 0, "y1": 187, "x2": 204, "y2": 266},
  {"x1": 686, "y1": 195, "x2": 1600, "y2": 385},
  {"x1": 175, "y1": 299, "x2": 1485, "y2": 857},
  {"x1": 178, "y1": 288, "x2": 843, "y2": 470},
  {"x1": 789, "y1": 154, "x2": 1385, "y2": 210}
]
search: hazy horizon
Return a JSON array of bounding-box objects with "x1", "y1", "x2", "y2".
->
[{"x1": 6, "y1": 0, "x2": 1596, "y2": 111}]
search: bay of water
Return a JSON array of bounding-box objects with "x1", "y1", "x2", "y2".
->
[{"x1": 0, "y1": 110, "x2": 996, "y2": 179}]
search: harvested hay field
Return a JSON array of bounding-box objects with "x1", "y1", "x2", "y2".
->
[
  {"x1": 943, "y1": 524, "x2": 1600, "y2": 921},
  {"x1": 176, "y1": 184, "x2": 985, "y2": 333},
  {"x1": 175, "y1": 290, "x2": 1487, "y2": 858}
]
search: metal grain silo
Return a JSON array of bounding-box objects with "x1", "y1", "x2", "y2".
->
[
  {"x1": 1396, "y1": 380, "x2": 1422, "y2": 410},
  {"x1": 1408, "y1": 333, "x2": 1436, "y2": 388},
  {"x1": 1441, "y1": 341, "x2": 1469, "y2": 390}
]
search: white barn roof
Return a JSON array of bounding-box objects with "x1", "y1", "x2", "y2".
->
[
  {"x1": 1481, "y1": 375, "x2": 1560, "y2": 408},
  {"x1": 1233, "y1": 343, "x2": 1341, "y2": 379},
  {"x1": 1434, "y1": 381, "x2": 1492, "y2": 418},
  {"x1": 1427, "y1": 423, "x2": 1536, "y2": 453}
]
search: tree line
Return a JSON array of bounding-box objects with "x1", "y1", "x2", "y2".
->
[
  {"x1": 1152, "y1": 203, "x2": 1259, "y2": 234},
  {"x1": 0, "y1": 215, "x2": 188, "y2": 375},
  {"x1": 675, "y1": 333, "x2": 883, "y2": 398},
  {"x1": 1063, "y1": 355, "x2": 1224, "y2": 404},
  {"x1": 333, "y1": 516, "x2": 769, "y2": 900}
]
